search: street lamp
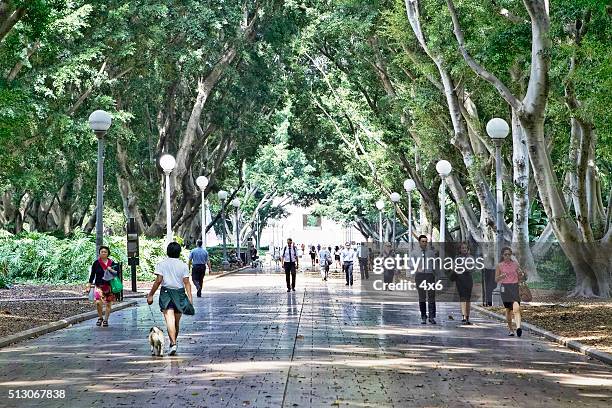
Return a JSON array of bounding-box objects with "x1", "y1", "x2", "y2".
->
[
  {"x1": 160, "y1": 154, "x2": 176, "y2": 245},
  {"x1": 375, "y1": 199, "x2": 385, "y2": 254},
  {"x1": 88, "y1": 110, "x2": 112, "y2": 254},
  {"x1": 436, "y1": 160, "x2": 452, "y2": 243},
  {"x1": 231, "y1": 198, "x2": 241, "y2": 263},
  {"x1": 256, "y1": 211, "x2": 261, "y2": 252},
  {"x1": 390, "y1": 192, "x2": 401, "y2": 250},
  {"x1": 195, "y1": 176, "x2": 209, "y2": 248},
  {"x1": 217, "y1": 190, "x2": 229, "y2": 268},
  {"x1": 403, "y1": 178, "x2": 416, "y2": 250},
  {"x1": 486, "y1": 118, "x2": 510, "y2": 265}
]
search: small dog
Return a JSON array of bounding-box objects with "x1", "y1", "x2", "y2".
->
[{"x1": 148, "y1": 326, "x2": 165, "y2": 357}]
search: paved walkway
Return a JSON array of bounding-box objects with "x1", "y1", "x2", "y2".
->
[{"x1": 0, "y1": 268, "x2": 610, "y2": 407}]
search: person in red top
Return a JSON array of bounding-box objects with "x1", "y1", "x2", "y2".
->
[
  {"x1": 86, "y1": 246, "x2": 117, "y2": 327},
  {"x1": 495, "y1": 247, "x2": 525, "y2": 337}
]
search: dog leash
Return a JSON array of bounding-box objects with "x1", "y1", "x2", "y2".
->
[{"x1": 147, "y1": 303, "x2": 160, "y2": 325}]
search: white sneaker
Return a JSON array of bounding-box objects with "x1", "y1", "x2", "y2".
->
[{"x1": 169, "y1": 344, "x2": 177, "y2": 356}]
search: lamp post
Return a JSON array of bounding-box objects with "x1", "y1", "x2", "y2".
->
[
  {"x1": 159, "y1": 154, "x2": 176, "y2": 245},
  {"x1": 390, "y1": 192, "x2": 401, "y2": 250},
  {"x1": 195, "y1": 176, "x2": 209, "y2": 248},
  {"x1": 255, "y1": 211, "x2": 261, "y2": 252},
  {"x1": 218, "y1": 190, "x2": 229, "y2": 268},
  {"x1": 375, "y1": 200, "x2": 385, "y2": 254},
  {"x1": 88, "y1": 110, "x2": 112, "y2": 254},
  {"x1": 231, "y1": 198, "x2": 240, "y2": 263},
  {"x1": 403, "y1": 178, "x2": 416, "y2": 251},
  {"x1": 436, "y1": 160, "x2": 452, "y2": 243},
  {"x1": 486, "y1": 118, "x2": 510, "y2": 265}
]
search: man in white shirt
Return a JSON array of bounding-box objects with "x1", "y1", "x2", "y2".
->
[
  {"x1": 281, "y1": 238, "x2": 299, "y2": 292},
  {"x1": 340, "y1": 242, "x2": 357, "y2": 286},
  {"x1": 414, "y1": 235, "x2": 437, "y2": 325}
]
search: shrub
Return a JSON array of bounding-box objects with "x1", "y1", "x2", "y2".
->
[{"x1": 0, "y1": 231, "x2": 194, "y2": 284}]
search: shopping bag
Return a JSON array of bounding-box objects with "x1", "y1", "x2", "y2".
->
[
  {"x1": 110, "y1": 276, "x2": 123, "y2": 293},
  {"x1": 88, "y1": 286, "x2": 95, "y2": 301}
]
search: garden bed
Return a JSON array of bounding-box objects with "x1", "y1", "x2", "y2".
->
[
  {"x1": 0, "y1": 300, "x2": 94, "y2": 338},
  {"x1": 491, "y1": 301, "x2": 612, "y2": 354}
]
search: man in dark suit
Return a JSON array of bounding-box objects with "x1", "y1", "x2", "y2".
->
[{"x1": 281, "y1": 238, "x2": 299, "y2": 292}]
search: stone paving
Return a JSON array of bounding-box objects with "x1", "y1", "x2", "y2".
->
[{"x1": 0, "y1": 268, "x2": 611, "y2": 407}]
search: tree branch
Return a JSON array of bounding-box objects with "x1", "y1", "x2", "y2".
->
[{"x1": 445, "y1": 0, "x2": 522, "y2": 111}]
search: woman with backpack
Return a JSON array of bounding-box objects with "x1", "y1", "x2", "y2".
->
[{"x1": 318, "y1": 246, "x2": 332, "y2": 281}]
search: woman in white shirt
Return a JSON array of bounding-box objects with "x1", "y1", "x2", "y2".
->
[{"x1": 147, "y1": 242, "x2": 194, "y2": 356}]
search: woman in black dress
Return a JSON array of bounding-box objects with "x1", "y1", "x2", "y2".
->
[
  {"x1": 455, "y1": 242, "x2": 474, "y2": 325},
  {"x1": 309, "y1": 246, "x2": 317, "y2": 268},
  {"x1": 334, "y1": 245, "x2": 341, "y2": 269}
]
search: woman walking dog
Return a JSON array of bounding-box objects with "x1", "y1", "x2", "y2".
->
[{"x1": 147, "y1": 242, "x2": 195, "y2": 355}]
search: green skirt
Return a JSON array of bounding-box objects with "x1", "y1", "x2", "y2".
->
[{"x1": 159, "y1": 286, "x2": 195, "y2": 315}]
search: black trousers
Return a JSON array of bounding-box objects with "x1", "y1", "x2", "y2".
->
[
  {"x1": 284, "y1": 262, "x2": 297, "y2": 289},
  {"x1": 192, "y1": 264, "x2": 206, "y2": 292},
  {"x1": 415, "y1": 272, "x2": 436, "y2": 318},
  {"x1": 343, "y1": 261, "x2": 354, "y2": 285},
  {"x1": 358, "y1": 258, "x2": 369, "y2": 279},
  {"x1": 483, "y1": 268, "x2": 496, "y2": 306}
]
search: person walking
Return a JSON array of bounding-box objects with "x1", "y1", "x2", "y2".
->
[
  {"x1": 318, "y1": 246, "x2": 332, "y2": 281},
  {"x1": 273, "y1": 246, "x2": 280, "y2": 269},
  {"x1": 482, "y1": 249, "x2": 496, "y2": 306},
  {"x1": 333, "y1": 245, "x2": 341, "y2": 270},
  {"x1": 495, "y1": 247, "x2": 524, "y2": 337},
  {"x1": 382, "y1": 242, "x2": 394, "y2": 287},
  {"x1": 282, "y1": 238, "x2": 299, "y2": 292},
  {"x1": 309, "y1": 246, "x2": 317, "y2": 269},
  {"x1": 340, "y1": 242, "x2": 357, "y2": 286},
  {"x1": 147, "y1": 242, "x2": 195, "y2": 356},
  {"x1": 358, "y1": 242, "x2": 370, "y2": 280},
  {"x1": 454, "y1": 242, "x2": 474, "y2": 325},
  {"x1": 188, "y1": 239, "x2": 212, "y2": 298},
  {"x1": 414, "y1": 235, "x2": 437, "y2": 325},
  {"x1": 87, "y1": 246, "x2": 117, "y2": 327}
]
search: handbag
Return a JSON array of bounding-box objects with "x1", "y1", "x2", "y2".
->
[
  {"x1": 519, "y1": 282, "x2": 532, "y2": 302},
  {"x1": 110, "y1": 276, "x2": 123, "y2": 294}
]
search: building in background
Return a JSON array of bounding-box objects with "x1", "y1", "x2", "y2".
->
[{"x1": 260, "y1": 203, "x2": 365, "y2": 250}]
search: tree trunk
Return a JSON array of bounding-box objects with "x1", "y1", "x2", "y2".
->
[
  {"x1": 116, "y1": 140, "x2": 147, "y2": 233},
  {"x1": 511, "y1": 110, "x2": 539, "y2": 281}
]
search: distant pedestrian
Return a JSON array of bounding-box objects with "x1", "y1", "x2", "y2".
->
[
  {"x1": 147, "y1": 242, "x2": 195, "y2": 356},
  {"x1": 188, "y1": 240, "x2": 212, "y2": 298},
  {"x1": 382, "y1": 242, "x2": 394, "y2": 287},
  {"x1": 482, "y1": 249, "x2": 496, "y2": 306},
  {"x1": 414, "y1": 235, "x2": 437, "y2": 325},
  {"x1": 454, "y1": 242, "x2": 473, "y2": 325},
  {"x1": 334, "y1": 245, "x2": 341, "y2": 269},
  {"x1": 282, "y1": 238, "x2": 299, "y2": 292},
  {"x1": 340, "y1": 242, "x2": 357, "y2": 286},
  {"x1": 495, "y1": 247, "x2": 524, "y2": 337},
  {"x1": 87, "y1": 246, "x2": 117, "y2": 327},
  {"x1": 318, "y1": 246, "x2": 332, "y2": 281},
  {"x1": 309, "y1": 246, "x2": 317, "y2": 268},
  {"x1": 358, "y1": 243, "x2": 370, "y2": 280},
  {"x1": 273, "y1": 247, "x2": 280, "y2": 268}
]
